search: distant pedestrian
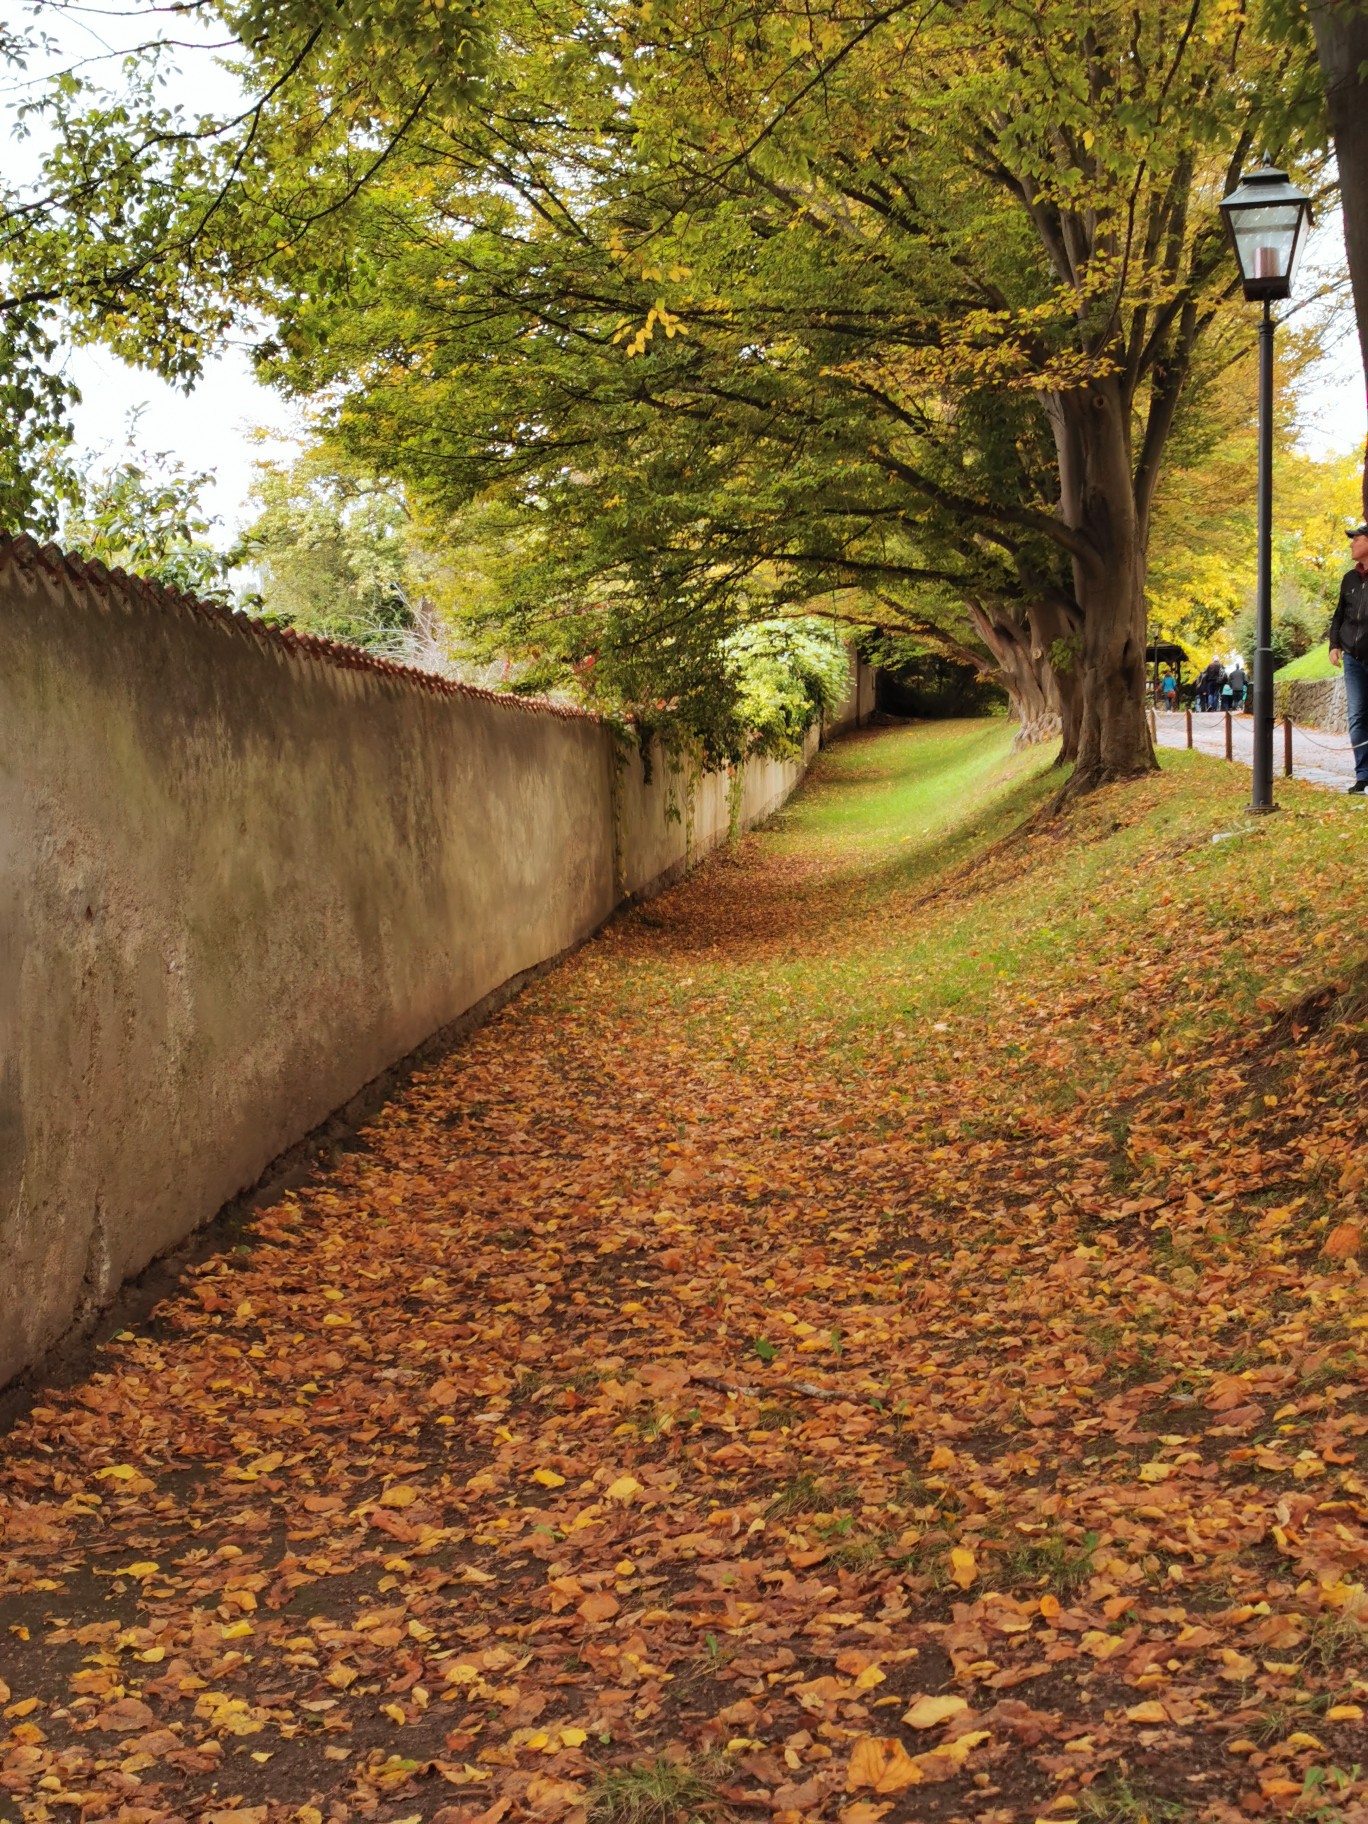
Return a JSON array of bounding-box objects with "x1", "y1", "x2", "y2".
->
[
  {"x1": 1329, "y1": 524, "x2": 1368, "y2": 794},
  {"x1": 1227, "y1": 662, "x2": 1246, "y2": 711},
  {"x1": 1161, "y1": 670, "x2": 1178, "y2": 711},
  {"x1": 1220, "y1": 676, "x2": 1234, "y2": 712},
  {"x1": 1199, "y1": 659, "x2": 1225, "y2": 711}
]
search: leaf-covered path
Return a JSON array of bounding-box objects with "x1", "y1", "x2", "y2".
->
[{"x1": 5, "y1": 723, "x2": 1368, "y2": 1824}]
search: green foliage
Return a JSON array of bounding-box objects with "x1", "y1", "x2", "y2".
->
[
  {"x1": 1230, "y1": 531, "x2": 1342, "y2": 670},
  {"x1": 1147, "y1": 352, "x2": 1361, "y2": 665},
  {"x1": 225, "y1": 0, "x2": 1327, "y2": 774},
  {"x1": 60, "y1": 426, "x2": 236, "y2": 599},
  {"x1": 727, "y1": 622, "x2": 852, "y2": 760},
  {"x1": 0, "y1": 314, "x2": 81, "y2": 537},
  {"x1": 1276, "y1": 642, "x2": 1337, "y2": 681},
  {"x1": 0, "y1": 0, "x2": 1337, "y2": 768},
  {"x1": 242, "y1": 449, "x2": 415, "y2": 646}
]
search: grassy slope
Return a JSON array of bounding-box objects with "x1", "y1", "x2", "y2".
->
[
  {"x1": 2, "y1": 720, "x2": 1368, "y2": 1824},
  {"x1": 1276, "y1": 643, "x2": 1337, "y2": 682}
]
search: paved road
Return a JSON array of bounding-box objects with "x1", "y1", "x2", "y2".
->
[{"x1": 1155, "y1": 708, "x2": 1361, "y2": 792}]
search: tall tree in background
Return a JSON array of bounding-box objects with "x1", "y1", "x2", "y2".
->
[
  {"x1": 1, "y1": 0, "x2": 1336, "y2": 785},
  {"x1": 248, "y1": 0, "x2": 1325, "y2": 790},
  {"x1": 1307, "y1": 0, "x2": 1368, "y2": 513}
]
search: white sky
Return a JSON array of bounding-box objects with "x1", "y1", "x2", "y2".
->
[{"x1": 7, "y1": 2, "x2": 1367, "y2": 547}]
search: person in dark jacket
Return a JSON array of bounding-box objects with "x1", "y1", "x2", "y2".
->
[
  {"x1": 1227, "y1": 662, "x2": 1247, "y2": 711},
  {"x1": 1330, "y1": 524, "x2": 1368, "y2": 793}
]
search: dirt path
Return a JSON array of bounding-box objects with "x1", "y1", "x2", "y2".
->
[{"x1": 4, "y1": 724, "x2": 1368, "y2": 1824}]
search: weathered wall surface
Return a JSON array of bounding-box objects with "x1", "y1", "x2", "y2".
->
[
  {"x1": 1274, "y1": 675, "x2": 1348, "y2": 734},
  {"x1": 828, "y1": 651, "x2": 877, "y2": 734},
  {"x1": 1, "y1": 542, "x2": 873, "y2": 1386}
]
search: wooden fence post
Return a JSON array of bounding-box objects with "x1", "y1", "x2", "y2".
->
[
  {"x1": 1283, "y1": 716, "x2": 1293, "y2": 778},
  {"x1": 1185, "y1": 708, "x2": 1193, "y2": 750},
  {"x1": 1224, "y1": 711, "x2": 1233, "y2": 761}
]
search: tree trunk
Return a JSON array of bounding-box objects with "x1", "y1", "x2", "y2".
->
[
  {"x1": 967, "y1": 598, "x2": 1083, "y2": 758},
  {"x1": 1046, "y1": 378, "x2": 1158, "y2": 795},
  {"x1": 1310, "y1": 0, "x2": 1368, "y2": 516}
]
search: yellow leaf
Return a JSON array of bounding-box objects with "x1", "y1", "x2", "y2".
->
[
  {"x1": 382, "y1": 1702, "x2": 407, "y2": 1725},
  {"x1": 928, "y1": 1447, "x2": 956, "y2": 1471},
  {"x1": 1039, "y1": 1594, "x2": 1061, "y2": 1620},
  {"x1": 846, "y1": 1736, "x2": 924, "y2": 1794},
  {"x1": 921, "y1": 1729, "x2": 990, "y2": 1769},
  {"x1": 220, "y1": 1620, "x2": 254, "y2": 1641},
  {"x1": 95, "y1": 1465, "x2": 138, "y2": 1481},
  {"x1": 1138, "y1": 1462, "x2": 1173, "y2": 1483},
  {"x1": 1124, "y1": 1702, "x2": 1169, "y2": 1723},
  {"x1": 949, "y1": 1546, "x2": 977, "y2": 1589},
  {"x1": 120, "y1": 1562, "x2": 159, "y2": 1578},
  {"x1": 379, "y1": 1485, "x2": 421, "y2": 1509},
  {"x1": 853, "y1": 1664, "x2": 886, "y2": 1691},
  {"x1": 903, "y1": 1694, "x2": 969, "y2": 1730},
  {"x1": 560, "y1": 1726, "x2": 588, "y2": 1746},
  {"x1": 605, "y1": 1475, "x2": 642, "y2": 1502},
  {"x1": 533, "y1": 1469, "x2": 567, "y2": 1488},
  {"x1": 1327, "y1": 1704, "x2": 1364, "y2": 1721}
]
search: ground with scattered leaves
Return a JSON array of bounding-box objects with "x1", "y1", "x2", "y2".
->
[{"x1": 3, "y1": 721, "x2": 1368, "y2": 1824}]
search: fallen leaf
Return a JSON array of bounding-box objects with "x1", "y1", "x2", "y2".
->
[
  {"x1": 949, "y1": 1546, "x2": 977, "y2": 1588},
  {"x1": 845, "y1": 1735, "x2": 924, "y2": 1794},
  {"x1": 903, "y1": 1694, "x2": 969, "y2": 1730}
]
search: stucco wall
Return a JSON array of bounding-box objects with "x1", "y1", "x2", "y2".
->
[
  {"x1": 827, "y1": 650, "x2": 877, "y2": 736},
  {"x1": 0, "y1": 542, "x2": 849, "y2": 1388}
]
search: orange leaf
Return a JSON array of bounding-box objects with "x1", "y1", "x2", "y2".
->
[{"x1": 1324, "y1": 1222, "x2": 1362, "y2": 1260}]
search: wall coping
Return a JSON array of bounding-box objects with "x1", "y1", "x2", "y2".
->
[{"x1": 0, "y1": 532, "x2": 599, "y2": 722}]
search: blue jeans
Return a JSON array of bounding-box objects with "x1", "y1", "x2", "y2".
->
[{"x1": 1345, "y1": 650, "x2": 1368, "y2": 786}]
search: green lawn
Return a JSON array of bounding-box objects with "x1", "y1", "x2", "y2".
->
[{"x1": 1275, "y1": 640, "x2": 1337, "y2": 681}]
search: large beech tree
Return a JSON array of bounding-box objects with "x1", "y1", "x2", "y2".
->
[
  {"x1": 237, "y1": 0, "x2": 1326, "y2": 790},
  {"x1": 3, "y1": 0, "x2": 1335, "y2": 782},
  {"x1": 1307, "y1": 0, "x2": 1368, "y2": 512}
]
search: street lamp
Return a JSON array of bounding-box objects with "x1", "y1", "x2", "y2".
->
[{"x1": 1218, "y1": 164, "x2": 1314, "y2": 812}]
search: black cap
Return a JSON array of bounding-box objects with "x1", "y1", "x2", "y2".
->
[{"x1": 1349, "y1": 525, "x2": 1368, "y2": 539}]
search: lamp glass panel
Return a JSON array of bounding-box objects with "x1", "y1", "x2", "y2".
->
[{"x1": 1228, "y1": 203, "x2": 1302, "y2": 282}]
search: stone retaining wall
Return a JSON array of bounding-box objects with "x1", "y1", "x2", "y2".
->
[{"x1": 1273, "y1": 675, "x2": 1348, "y2": 733}]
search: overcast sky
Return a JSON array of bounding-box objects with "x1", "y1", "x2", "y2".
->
[{"x1": 7, "y1": 1, "x2": 1367, "y2": 549}]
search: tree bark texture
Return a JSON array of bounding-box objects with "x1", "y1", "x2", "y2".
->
[
  {"x1": 1046, "y1": 378, "x2": 1158, "y2": 794},
  {"x1": 967, "y1": 599, "x2": 1083, "y2": 760},
  {"x1": 1311, "y1": 0, "x2": 1368, "y2": 515}
]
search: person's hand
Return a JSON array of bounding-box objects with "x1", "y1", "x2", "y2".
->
[{"x1": 1331, "y1": 647, "x2": 1343, "y2": 668}]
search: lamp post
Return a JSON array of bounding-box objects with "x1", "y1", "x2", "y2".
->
[{"x1": 1218, "y1": 164, "x2": 1314, "y2": 813}]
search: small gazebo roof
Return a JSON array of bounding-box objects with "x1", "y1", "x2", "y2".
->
[{"x1": 1145, "y1": 641, "x2": 1188, "y2": 668}]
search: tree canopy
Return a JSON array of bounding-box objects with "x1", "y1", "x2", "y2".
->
[{"x1": 0, "y1": 0, "x2": 1353, "y2": 782}]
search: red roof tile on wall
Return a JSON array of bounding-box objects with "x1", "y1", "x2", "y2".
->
[{"x1": 0, "y1": 532, "x2": 599, "y2": 722}]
